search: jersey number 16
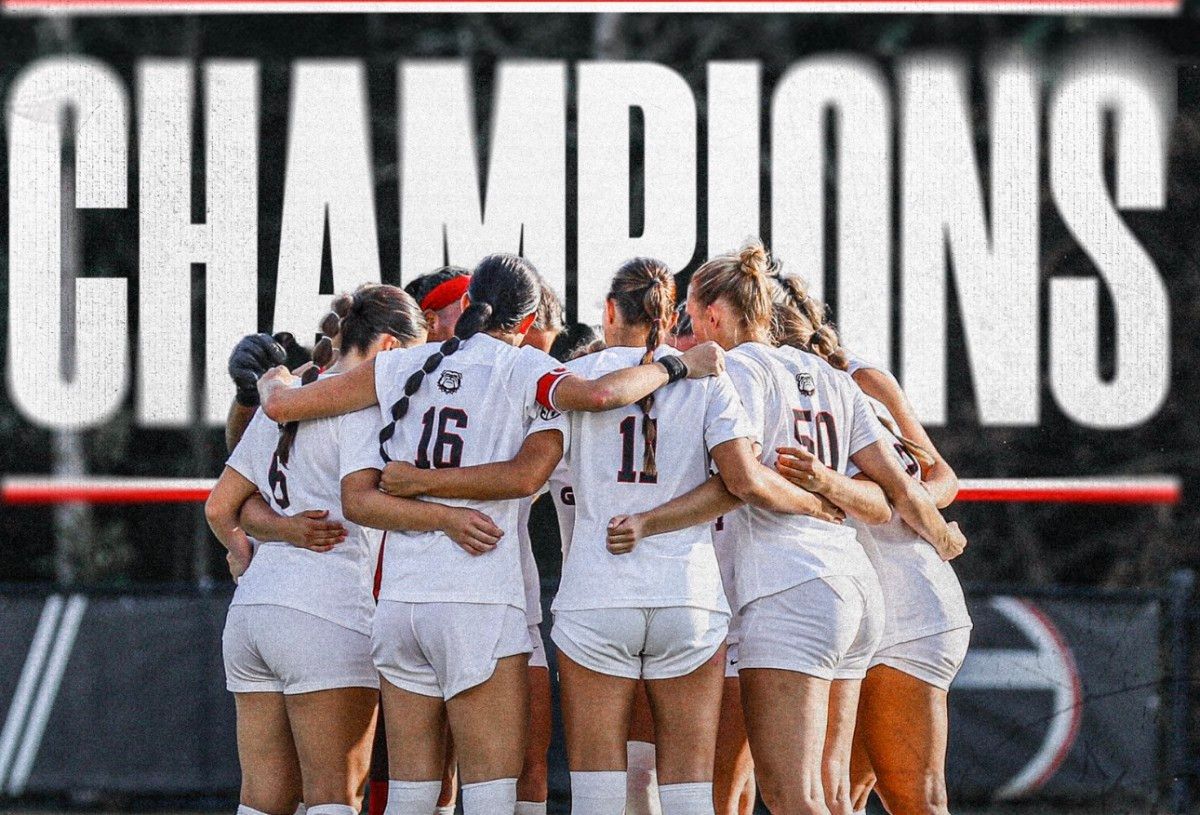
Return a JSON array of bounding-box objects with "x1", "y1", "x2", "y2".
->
[{"x1": 415, "y1": 407, "x2": 468, "y2": 469}]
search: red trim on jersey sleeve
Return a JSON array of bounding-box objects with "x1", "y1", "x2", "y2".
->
[
  {"x1": 373, "y1": 532, "x2": 386, "y2": 601},
  {"x1": 535, "y1": 368, "x2": 572, "y2": 412}
]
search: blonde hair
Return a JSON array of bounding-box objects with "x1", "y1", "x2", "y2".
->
[
  {"x1": 689, "y1": 241, "x2": 777, "y2": 336},
  {"x1": 767, "y1": 273, "x2": 848, "y2": 371}
]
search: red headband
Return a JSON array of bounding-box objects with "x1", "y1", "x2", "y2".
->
[{"x1": 420, "y1": 275, "x2": 471, "y2": 313}]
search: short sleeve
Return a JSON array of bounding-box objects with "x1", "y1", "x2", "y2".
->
[
  {"x1": 372, "y1": 347, "x2": 409, "y2": 409},
  {"x1": 338, "y1": 407, "x2": 385, "y2": 480},
  {"x1": 517, "y1": 345, "x2": 574, "y2": 414},
  {"x1": 724, "y1": 354, "x2": 768, "y2": 436},
  {"x1": 845, "y1": 352, "x2": 885, "y2": 378},
  {"x1": 225, "y1": 411, "x2": 275, "y2": 487},
  {"x1": 846, "y1": 382, "x2": 886, "y2": 457},
  {"x1": 702, "y1": 373, "x2": 757, "y2": 452}
]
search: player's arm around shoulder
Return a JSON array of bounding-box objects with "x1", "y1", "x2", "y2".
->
[
  {"x1": 379, "y1": 428, "x2": 564, "y2": 501},
  {"x1": 851, "y1": 364, "x2": 958, "y2": 508},
  {"x1": 551, "y1": 341, "x2": 725, "y2": 413}
]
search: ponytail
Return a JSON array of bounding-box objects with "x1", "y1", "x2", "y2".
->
[
  {"x1": 690, "y1": 240, "x2": 776, "y2": 336},
  {"x1": 377, "y1": 253, "x2": 541, "y2": 462},
  {"x1": 608, "y1": 257, "x2": 676, "y2": 480},
  {"x1": 768, "y1": 273, "x2": 847, "y2": 370},
  {"x1": 273, "y1": 365, "x2": 321, "y2": 467},
  {"x1": 279, "y1": 284, "x2": 427, "y2": 468}
]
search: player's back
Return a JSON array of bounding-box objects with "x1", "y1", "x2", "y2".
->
[
  {"x1": 553, "y1": 345, "x2": 751, "y2": 613},
  {"x1": 371, "y1": 335, "x2": 567, "y2": 610},
  {"x1": 226, "y1": 395, "x2": 383, "y2": 635},
  {"x1": 849, "y1": 396, "x2": 971, "y2": 646},
  {"x1": 723, "y1": 342, "x2": 882, "y2": 610}
]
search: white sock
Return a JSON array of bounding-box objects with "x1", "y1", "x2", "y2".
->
[
  {"x1": 294, "y1": 805, "x2": 308, "y2": 815},
  {"x1": 626, "y1": 741, "x2": 661, "y2": 815},
  {"x1": 307, "y1": 806, "x2": 356, "y2": 815},
  {"x1": 657, "y1": 782, "x2": 713, "y2": 815},
  {"x1": 434, "y1": 807, "x2": 456, "y2": 815},
  {"x1": 570, "y1": 771, "x2": 628, "y2": 815},
  {"x1": 461, "y1": 778, "x2": 517, "y2": 815},
  {"x1": 384, "y1": 780, "x2": 443, "y2": 815},
  {"x1": 237, "y1": 806, "x2": 271, "y2": 815},
  {"x1": 515, "y1": 803, "x2": 547, "y2": 815}
]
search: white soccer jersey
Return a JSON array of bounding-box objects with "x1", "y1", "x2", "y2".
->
[
  {"x1": 711, "y1": 507, "x2": 739, "y2": 642},
  {"x1": 723, "y1": 342, "x2": 885, "y2": 610},
  {"x1": 368, "y1": 335, "x2": 570, "y2": 611},
  {"x1": 518, "y1": 493, "x2": 544, "y2": 627},
  {"x1": 552, "y1": 345, "x2": 755, "y2": 614},
  {"x1": 225, "y1": 393, "x2": 385, "y2": 636},
  {"x1": 547, "y1": 460, "x2": 576, "y2": 558},
  {"x1": 844, "y1": 377, "x2": 972, "y2": 647}
]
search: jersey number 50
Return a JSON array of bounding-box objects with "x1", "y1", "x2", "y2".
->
[{"x1": 793, "y1": 408, "x2": 839, "y2": 471}]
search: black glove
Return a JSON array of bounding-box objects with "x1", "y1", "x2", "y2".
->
[{"x1": 228, "y1": 333, "x2": 287, "y2": 407}]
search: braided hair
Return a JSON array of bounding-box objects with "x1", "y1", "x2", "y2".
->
[
  {"x1": 277, "y1": 284, "x2": 426, "y2": 468},
  {"x1": 769, "y1": 273, "x2": 848, "y2": 370},
  {"x1": 670, "y1": 301, "x2": 693, "y2": 343},
  {"x1": 378, "y1": 253, "x2": 542, "y2": 462},
  {"x1": 607, "y1": 257, "x2": 676, "y2": 480}
]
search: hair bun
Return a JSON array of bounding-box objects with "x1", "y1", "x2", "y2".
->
[
  {"x1": 738, "y1": 242, "x2": 770, "y2": 279},
  {"x1": 312, "y1": 336, "x2": 335, "y2": 369},
  {"x1": 319, "y1": 311, "x2": 342, "y2": 339},
  {"x1": 331, "y1": 294, "x2": 353, "y2": 319}
]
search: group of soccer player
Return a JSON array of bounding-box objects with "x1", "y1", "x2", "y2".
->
[{"x1": 205, "y1": 241, "x2": 971, "y2": 815}]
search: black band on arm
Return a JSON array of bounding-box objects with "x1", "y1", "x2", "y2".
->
[{"x1": 659, "y1": 355, "x2": 688, "y2": 384}]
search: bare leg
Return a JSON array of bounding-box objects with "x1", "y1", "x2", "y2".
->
[
  {"x1": 444, "y1": 654, "x2": 530, "y2": 784},
  {"x1": 287, "y1": 687, "x2": 379, "y2": 808},
  {"x1": 848, "y1": 711, "x2": 876, "y2": 813},
  {"x1": 235, "y1": 692, "x2": 302, "y2": 814},
  {"x1": 740, "y1": 669, "x2": 831, "y2": 815},
  {"x1": 643, "y1": 645, "x2": 726, "y2": 784},
  {"x1": 858, "y1": 666, "x2": 951, "y2": 815},
  {"x1": 713, "y1": 677, "x2": 755, "y2": 815},
  {"x1": 437, "y1": 729, "x2": 458, "y2": 811},
  {"x1": 558, "y1": 651, "x2": 638, "y2": 771},
  {"x1": 379, "y1": 678, "x2": 448, "y2": 782},
  {"x1": 517, "y1": 666, "x2": 553, "y2": 803},
  {"x1": 822, "y1": 680, "x2": 862, "y2": 815}
]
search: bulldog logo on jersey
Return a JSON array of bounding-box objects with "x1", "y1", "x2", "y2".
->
[
  {"x1": 796, "y1": 372, "x2": 816, "y2": 396},
  {"x1": 437, "y1": 370, "x2": 463, "y2": 394}
]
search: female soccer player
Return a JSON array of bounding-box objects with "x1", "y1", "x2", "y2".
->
[
  {"x1": 405, "y1": 266, "x2": 472, "y2": 341},
  {"x1": 772, "y1": 283, "x2": 970, "y2": 815},
  {"x1": 377, "y1": 258, "x2": 841, "y2": 815},
  {"x1": 257, "y1": 253, "x2": 726, "y2": 815},
  {"x1": 678, "y1": 242, "x2": 966, "y2": 815},
  {"x1": 381, "y1": 272, "x2": 565, "y2": 815},
  {"x1": 204, "y1": 285, "x2": 430, "y2": 815}
]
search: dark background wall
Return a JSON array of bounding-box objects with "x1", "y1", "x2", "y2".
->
[{"x1": 0, "y1": 12, "x2": 1196, "y2": 591}]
